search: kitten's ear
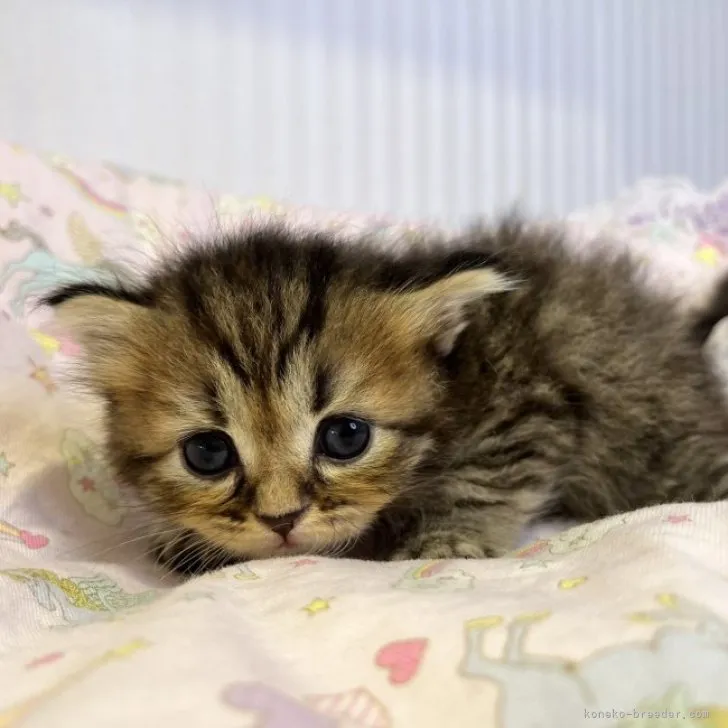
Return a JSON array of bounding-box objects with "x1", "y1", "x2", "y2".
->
[
  {"x1": 42, "y1": 282, "x2": 152, "y2": 353},
  {"x1": 397, "y1": 267, "x2": 516, "y2": 355}
]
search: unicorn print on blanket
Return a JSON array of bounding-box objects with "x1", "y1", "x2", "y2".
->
[
  {"x1": 54, "y1": 166, "x2": 130, "y2": 218},
  {"x1": 514, "y1": 515, "x2": 630, "y2": 569},
  {"x1": 0, "y1": 220, "x2": 48, "y2": 249},
  {"x1": 222, "y1": 682, "x2": 391, "y2": 728},
  {"x1": 0, "y1": 249, "x2": 108, "y2": 316},
  {"x1": 394, "y1": 561, "x2": 475, "y2": 592},
  {"x1": 460, "y1": 594, "x2": 728, "y2": 727},
  {"x1": 0, "y1": 520, "x2": 49, "y2": 550},
  {"x1": 0, "y1": 213, "x2": 121, "y2": 317},
  {"x1": 0, "y1": 569, "x2": 158, "y2": 626},
  {"x1": 0, "y1": 639, "x2": 149, "y2": 727}
]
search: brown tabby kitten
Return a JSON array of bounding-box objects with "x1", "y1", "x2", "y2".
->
[{"x1": 44, "y1": 220, "x2": 728, "y2": 575}]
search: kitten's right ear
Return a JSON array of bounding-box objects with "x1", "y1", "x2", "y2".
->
[
  {"x1": 393, "y1": 267, "x2": 518, "y2": 355},
  {"x1": 42, "y1": 282, "x2": 153, "y2": 352}
]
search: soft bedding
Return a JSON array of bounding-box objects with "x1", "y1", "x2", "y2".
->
[{"x1": 2, "y1": 141, "x2": 728, "y2": 726}]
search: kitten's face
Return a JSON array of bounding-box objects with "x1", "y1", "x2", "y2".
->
[
  {"x1": 46, "y1": 228, "x2": 512, "y2": 568},
  {"x1": 108, "y1": 281, "x2": 440, "y2": 563}
]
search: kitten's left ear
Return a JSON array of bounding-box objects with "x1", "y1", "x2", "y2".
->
[
  {"x1": 397, "y1": 267, "x2": 516, "y2": 355},
  {"x1": 42, "y1": 282, "x2": 153, "y2": 354}
]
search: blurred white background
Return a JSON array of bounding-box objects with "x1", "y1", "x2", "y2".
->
[{"x1": 1, "y1": 0, "x2": 727, "y2": 224}]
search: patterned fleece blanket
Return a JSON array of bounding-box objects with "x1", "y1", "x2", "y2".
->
[{"x1": 2, "y1": 140, "x2": 728, "y2": 727}]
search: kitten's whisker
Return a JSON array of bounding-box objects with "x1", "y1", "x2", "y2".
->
[
  {"x1": 325, "y1": 515, "x2": 360, "y2": 558},
  {"x1": 55, "y1": 520, "x2": 173, "y2": 559},
  {"x1": 69, "y1": 528, "x2": 181, "y2": 563},
  {"x1": 151, "y1": 528, "x2": 192, "y2": 581},
  {"x1": 197, "y1": 531, "x2": 239, "y2": 574},
  {"x1": 158, "y1": 532, "x2": 210, "y2": 582},
  {"x1": 192, "y1": 544, "x2": 216, "y2": 576}
]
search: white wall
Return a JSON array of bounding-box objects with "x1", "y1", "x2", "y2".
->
[{"x1": 0, "y1": 0, "x2": 726, "y2": 224}]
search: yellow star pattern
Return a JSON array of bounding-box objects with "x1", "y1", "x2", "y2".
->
[
  {"x1": 303, "y1": 597, "x2": 331, "y2": 616},
  {"x1": 629, "y1": 612, "x2": 654, "y2": 624},
  {"x1": 465, "y1": 615, "x2": 503, "y2": 630},
  {"x1": 0, "y1": 183, "x2": 23, "y2": 207},
  {"x1": 29, "y1": 361, "x2": 57, "y2": 394},
  {"x1": 695, "y1": 245, "x2": 721, "y2": 267},
  {"x1": 514, "y1": 610, "x2": 551, "y2": 623},
  {"x1": 29, "y1": 330, "x2": 61, "y2": 355},
  {"x1": 558, "y1": 576, "x2": 588, "y2": 590}
]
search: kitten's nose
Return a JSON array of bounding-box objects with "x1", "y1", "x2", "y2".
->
[{"x1": 257, "y1": 508, "x2": 307, "y2": 539}]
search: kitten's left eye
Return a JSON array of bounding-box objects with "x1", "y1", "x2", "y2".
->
[
  {"x1": 182, "y1": 431, "x2": 238, "y2": 477},
  {"x1": 316, "y1": 416, "x2": 371, "y2": 461}
]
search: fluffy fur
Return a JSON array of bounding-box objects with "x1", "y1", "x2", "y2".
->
[{"x1": 44, "y1": 220, "x2": 728, "y2": 574}]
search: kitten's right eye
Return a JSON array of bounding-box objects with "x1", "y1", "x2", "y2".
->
[{"x1": 182, "y1": 431, "x2": 238, "y2": 477}]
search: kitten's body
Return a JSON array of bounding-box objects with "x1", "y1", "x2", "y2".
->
[{"x1": 45, "y1": 221, "x2": 728, "y2": 574}]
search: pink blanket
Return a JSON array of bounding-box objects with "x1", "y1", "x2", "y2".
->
[{"x1": 2, "y1": 141, "x2": 728, "y2": 727}]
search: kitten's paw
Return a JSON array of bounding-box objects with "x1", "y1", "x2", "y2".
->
[{"x1": 391, "y1": 534, "x2": 495, "y2": 560}]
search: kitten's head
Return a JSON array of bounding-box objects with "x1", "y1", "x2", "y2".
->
[{"x1": 44, "y1": 226, "x2": 514, "y2": 569}]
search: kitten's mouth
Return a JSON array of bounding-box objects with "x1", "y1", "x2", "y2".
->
[
  {"x1": 271, "y1": 527, "x2": 348, "y2": 557},
  {"x1": 270, "y1": 529, "x2": 311, "y2": 554}
]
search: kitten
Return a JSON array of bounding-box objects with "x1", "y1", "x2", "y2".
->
[{"x1": 43, "y1": 220, "x2": 728, "y2": 575}]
